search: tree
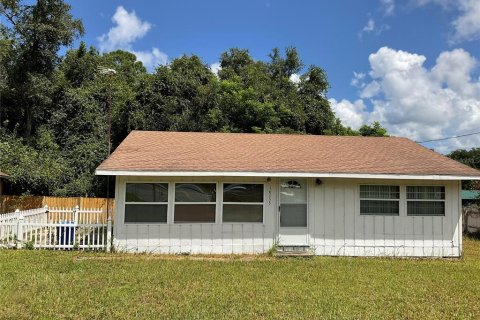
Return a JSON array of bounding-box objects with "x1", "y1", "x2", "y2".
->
[
  {"x1": 0, "y1": 0, "x2": 84, "y2": 138},
  {"x1": 448, "y1": 148, "x2": 480, "y2": 190},
  {"x1": 359, "y1": 122, "x2": 388, "y2": 137},
  {"x1": 0, "y1": 0, "x2": 390, "y2": 197}
]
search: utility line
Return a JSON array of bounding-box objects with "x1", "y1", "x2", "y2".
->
[{"x1": 416, "y1": 130, "x2": 480, "y2": 143}]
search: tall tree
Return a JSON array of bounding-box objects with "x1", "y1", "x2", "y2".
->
[{"x1": 0, "y1": 0, "x2": 83, "y2": 138}]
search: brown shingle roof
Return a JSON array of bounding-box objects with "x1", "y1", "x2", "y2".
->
[
  {"x1": 96, "y1": 131, "x2": 480, "y2": 177},
  {"x1": 0, "y1": 171, "x2": 8, "y2": 178}
]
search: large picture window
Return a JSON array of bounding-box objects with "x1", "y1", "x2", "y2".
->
[
  {"x1": 360, "y1": 185, "x2": 400, "y2": 216},
  {"x1": 407, "y1": 186, "x2": 445, "y2": 216},
  {"x1": 174, "y1": 183, "x2": 216, "y2": 223},
  {"x1": 125, "y1": 183, "x2": 168, "y2": 223},
  {"x1": 223, "y1": 184, "x2": 264, "y2": 223}
]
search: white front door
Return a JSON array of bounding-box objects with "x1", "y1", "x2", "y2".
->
[{"x1": 279, "y1": 179, "x2": 308, "y2": 245}]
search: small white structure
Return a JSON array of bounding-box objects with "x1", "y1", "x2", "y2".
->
[{"x1": 96, "y1": 131, "x2": 480, "y2": 257}]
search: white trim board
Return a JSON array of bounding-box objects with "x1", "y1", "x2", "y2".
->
[{"x1": 95, "y1": 170, "x2": 480, "y2": 180}]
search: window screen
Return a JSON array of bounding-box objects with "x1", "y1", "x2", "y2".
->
[
  {"x1": 125, "y1": 183, "x2": 168, "y2": 223},
  {"x1": 222, "y1": 184, "x2": 264, "y2": 223},
  {"x1": 174, "y1": 183, "x2": 216, "y2": 223},
  {"x1": 407, "y1": 186, "x2": 445, "y2": 216},
  {"x1": 360, "y1": 185, "x2": 400, "y2": 216}
]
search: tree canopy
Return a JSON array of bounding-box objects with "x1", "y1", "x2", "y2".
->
[{"x1": 0, "y1": 0, "x2": 388, "y2": 196}]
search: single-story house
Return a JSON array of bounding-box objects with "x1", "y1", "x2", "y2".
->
[{"x1": 96, "y1": 131, "x2": 480, "y2": 257}]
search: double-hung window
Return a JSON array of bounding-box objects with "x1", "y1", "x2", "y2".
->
[
  {"x1": 222, "y1": 184, "x2": 264, "y2": 223},
  {"x1": 125, "y1": 183, "x2": 168, "y2": 223},
  {"x1": 407, "y1": 186, "x2": 445, "y2": 216},
  {"x1": 360, "y1": 185, "x2": 400, "y2": 216},
  {"x1": 174, "y1": 183, "x2": 216, "y2": 223}
]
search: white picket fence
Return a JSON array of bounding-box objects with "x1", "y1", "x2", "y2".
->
[{"x1": 0, "y1": 206, "x2": 111, "y2": 251}]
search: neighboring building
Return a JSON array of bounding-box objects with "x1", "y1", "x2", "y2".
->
[
  {"x1": 461, "y1": 190, "x2": 480, "y2": 206},
  {"x1": 96, "y1": 131, "x2": 480, "y2": 257}
]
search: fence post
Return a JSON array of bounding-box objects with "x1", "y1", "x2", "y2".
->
[
  {"x1": 16, "y1": 214, "x2": 24, "y2": 249},
  {"x1": 44, "y1": 205, "x2": 49, "y2": 223},
  {"x1": 106, "y1": 216, "x2": 112, "y2": 252},
  {"x1": 74, "y1": 205, "x2": 79, "y2": 224}
]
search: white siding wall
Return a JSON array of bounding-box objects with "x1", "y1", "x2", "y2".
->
[
  {"x1": 113, "y1": 176, "x2": 462, "y2": 257},
  {"x1": 309, "y1": 178, "x2": 461, "y2": 257},
  {"x1": 113, "y1": 176, "x2": 277, "y2": 254}
]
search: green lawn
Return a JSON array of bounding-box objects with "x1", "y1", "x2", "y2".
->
[{"x1": 1, "y1": 240, "x2": 480, "y2": 319}]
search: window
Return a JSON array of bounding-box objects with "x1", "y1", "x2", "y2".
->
[
  {"x1": 174, "y1": 183, "x2": 216, "y2": 223},
  {"x1": 125, "y1": 183, "x2": 168, "y2": 223},
  {"x1": 407, "y1": 186, "x2": 445, "y2": 216},
  {"x1": 360, "y1": 185, "x2": 400, "y2": 216},
  {"x1": 223, "y1": 184, "x2": 264, "y2": 223}
]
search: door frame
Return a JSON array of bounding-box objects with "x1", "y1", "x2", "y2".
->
[{"x1": 277, "y1": 178, "x2": 309, "y2": 246}]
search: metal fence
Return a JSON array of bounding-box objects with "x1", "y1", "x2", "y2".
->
[{"x1": 0, "y1": 206, "x2": 111, "y2": 251}]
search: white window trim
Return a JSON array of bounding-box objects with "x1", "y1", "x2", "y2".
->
[
  {"x1": 359, "y1": 184, "x2": 401, "y2": 216},
  {"x1": 406, "y1": 186, "x2": 446, "y2": 216},
  {"x1": 221, "y1": 182, "x2": 265, "y2": 224},
  {"x1": 124, "y1": 181, "x2": 170, "y2": 224},
  {"x1": 173, "y1": 182, "x2": 218, "y2": 224}
]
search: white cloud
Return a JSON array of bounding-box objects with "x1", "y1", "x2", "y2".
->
[
  {"x1": 358, "y1": 18, "x2": 390, "y2": 39},
  {"x1": 97, "y1": 6, "x2": 168, "y2": 70},
  {"x1": 97, "y1": 6, "x2": 151, "y2": 52},
  {"x1": 359, "y1": 18, "x2": 376, "y2": 38},
  {"x1": 132, "y1": 48, "x2": 168, "y2": 69},
  {"x1": 290, "y1": 73, "x2": 301, "y2": 84},
  {"x1": 380, "y1": 0, "x2": 395, "y2": 15},
  {"x1": 351, "y1": 72, "x2": 366, "y2": 88},
  {"x1": 210, "y1": 62, "x2": 222, "y2": 76},
  {"x1": 414, "y1": 0, "x2": 480, "y2": 43},
  {"x1": 332, "y1": 47, "x2": 480, "y2": 152},
  {"x1": 330, "y1": 98, "x2": 368, "y2": 129}
]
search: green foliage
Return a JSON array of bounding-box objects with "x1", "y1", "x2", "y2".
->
[
  {"x1": 0, "y1": 0, "x2": 389, "y2": 197},
  {"x1": 0, "y1": 128, "x2": 70, "y2": 195},
  {"x1": 359, "y1": 121, "x2": 389, "y2": 137},
  {"x1": 448, "y1": 148, "x2": 480, "y2": 190}
]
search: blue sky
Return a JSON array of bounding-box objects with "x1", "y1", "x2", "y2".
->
[{"x1": 67, "y1": 0, "x2": 480, "y2": 152}]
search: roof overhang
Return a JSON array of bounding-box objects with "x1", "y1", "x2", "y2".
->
[{"x1": 95, "y1": 170, "x2": 480, "y2": 180}]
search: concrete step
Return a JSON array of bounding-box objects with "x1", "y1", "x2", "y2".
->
[{"x1": 274, "y1": 245, "x2": 314, "y2": 257}]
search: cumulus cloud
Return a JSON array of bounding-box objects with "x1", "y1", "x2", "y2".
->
[
  {"x1": 331, "y1": 47, "x2": 480, "y2": 152},
  {"x1": 330, "y1": 98, "x2": 368, "y2": 129},
  {"x1": 97, "y1": 6, "x2": 168, "y2": 70},
  {"x1": 414, "y1": 0, "x2": 480, "y2": 43}
]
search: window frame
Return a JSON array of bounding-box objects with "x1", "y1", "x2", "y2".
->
[
  {"x1": 359, "y1": 184, "x2": 401, "y2": 216},
  {"x1": 406, "y1": 185, "x2": 446, "y2": 216},
  {"x1": 124, "y1": 181, "x2": 170, "y2": 224},
  {"x1": 221, "y1": 182, "x2": 265, "y2": 224},
  {"x1": 173, "y1": 182, "x2": 218, "y2": 224}
]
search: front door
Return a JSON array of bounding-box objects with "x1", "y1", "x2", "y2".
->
[{"x1": 279, "y1": 179, "x2": 308, "y2": 245}]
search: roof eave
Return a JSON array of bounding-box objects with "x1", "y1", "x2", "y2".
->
[{"x1": 95, "y1": 169, "x2": 480, "y2": 180}]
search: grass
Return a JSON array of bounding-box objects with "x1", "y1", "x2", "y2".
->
[{"x1": 1, "y1": 240, "x2": 480, "y2": 319}]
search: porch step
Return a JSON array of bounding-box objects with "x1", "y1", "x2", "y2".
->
[{"x1": 274, "y1": 245, "x2": 314, "y2": 257}]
